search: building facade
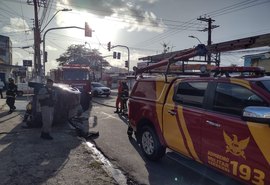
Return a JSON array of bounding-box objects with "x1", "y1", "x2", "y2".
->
[
  {"x1": 0, "y1": 35, "x2": 12, "y2": 65},
  {"x1": 244, "y1": 52, "x2": 270, "y2": 72},
  {"x1": 0, "y1": 35, "x2": 15, "y2": 84}
]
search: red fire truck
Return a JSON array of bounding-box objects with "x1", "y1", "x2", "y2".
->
[{"x1": 50, "y1": 64, "x2": 92, "y2": 94}]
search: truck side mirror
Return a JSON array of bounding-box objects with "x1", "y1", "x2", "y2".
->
[{"x1": 242, "y1": 106, "x2": 270, "y2": 125}]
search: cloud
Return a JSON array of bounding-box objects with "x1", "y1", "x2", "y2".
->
[
  {"x1": 138, "y1": 0, "x2": 158, "y2": 4},
  {"x1": 2, "y1": 17, "x2": 30, "y2": 33},
  {"x1": 61, "y1": 0, "x2": 164, "y2": 32}
]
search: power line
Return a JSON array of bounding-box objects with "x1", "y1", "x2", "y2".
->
[
  {"x1": 207, "y1": 0, "x2": 270, "y2": 18},
  {"x1": 135, "y1": 0, "x2": 270, "y2": 49}
]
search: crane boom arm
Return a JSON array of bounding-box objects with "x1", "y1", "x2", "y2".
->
[
  {"x1": 207, "y1": 33, "x2": 270, "y2": 53},
  {"x1": 135, "y1": 44, "x2": 207, "y2": 74}
]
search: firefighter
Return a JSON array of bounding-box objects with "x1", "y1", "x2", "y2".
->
[
  {"x1": 120, "y1": 81, "x2": 129, "y2": 114},
  {"x1": 6, "y1": 78, "x2": 17, "y2": 114},
  {"x1": 38, "y1": 79, "x2": 55, "y2": 140},
  {"x1": 114, "y1": 80, "x2": 123, "y2": 113}
]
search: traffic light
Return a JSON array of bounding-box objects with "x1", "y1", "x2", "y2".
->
[
  {"x1": 117, "y1": 52, "x2": 121, "y2": 59},
  {"x1": 44, "y1": 51, "x2": 48, "y2": 63},
  {"x1": 107, "y1": 42, "x2": 111, "y2": 51},
  {"x1": 113, "y1": 51, "x2": 117, "y2": 59},
  {"x1": 125, "y1": 60, "x2": 129, "y2": 68},
  {"x1": 85, "y1": 22, "x2": 92, "y2": 37}
]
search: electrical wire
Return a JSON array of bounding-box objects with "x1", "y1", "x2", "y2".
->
[{"x1": 136, "y1": 0, "x2": 270, "y2": 48}]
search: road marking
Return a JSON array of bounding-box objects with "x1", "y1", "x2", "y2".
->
[{"x1": 99, "y1": 112, "x2": 118, "y2": 120}]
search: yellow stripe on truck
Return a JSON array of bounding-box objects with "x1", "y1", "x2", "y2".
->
[
  {"x1": 161, "y1": 80, "x2": 190, "y2": 156},
  {"x1": 247, "y1": 122, "x2": 270, "y2": 165},
  {"x1": 156, "y1": 80, "x2": 170, "y2": 130},
  {"x1": 177, "y1": 107, "x2": 202, "y2": 163},
  {"x1": 230, "y1": 78, "x2": 251, "y2": 89}
]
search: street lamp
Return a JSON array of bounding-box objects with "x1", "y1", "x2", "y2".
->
[
  {"x1": 40, "y1": 8, "x2": 72, "y2": 80},
  {"x1": 40, "y1": 8, "x2": 72, "y2": 33},
  {"x1": 188, "y1": 35, "x2": 202, "y2": 44},
  {"x1": 42, "y1": 26, "x2": 85, "y2": 80}
]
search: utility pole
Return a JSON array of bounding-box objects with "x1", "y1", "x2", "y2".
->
[
  {"x1": 33, "y1": 0, "x2": 41, "y2": 79},
  {"x1": 197, "y1": 16, "x2": 219, "y2": 63},
  {"x1": 28, "y1": 0, "x2": 45, "y2": 81}
]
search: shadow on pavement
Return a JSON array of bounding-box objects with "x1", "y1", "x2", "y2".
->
[
  {"x1": 127, "y1": 135, "x2": 220, "y2": 185},
  {"x1": 0, "y1": 104, "x2": 102, "y2": 185},
  {"x1": 0, "y1": 120, "x2": 81, "y2": 184}
]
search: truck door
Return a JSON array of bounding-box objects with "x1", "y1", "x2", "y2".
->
[
  {"x1": 163, "y1": 80, "x2": 208, "y2": 162},
  {"x1": 201, "y1": 82, "x2": 269, "y2": 185}
]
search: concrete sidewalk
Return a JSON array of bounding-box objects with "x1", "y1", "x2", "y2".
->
[
  {"x1": 0, "y1": 96, "x2": 117, "y2": 185},
  {"x1": 0, "y1": 95, "x2": 7, "y2": 112}
]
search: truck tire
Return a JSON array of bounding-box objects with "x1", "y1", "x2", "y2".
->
[{"x1": 139, "y1": 125, "x2": 166, "y2": 161}]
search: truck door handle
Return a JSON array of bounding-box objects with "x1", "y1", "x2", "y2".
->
[
  {"x1": 168, "y1": 110, "x2": 176, "y2": 116},
  {"x1": 206, "y1": 120, "x2": 221, "y2": 128}
]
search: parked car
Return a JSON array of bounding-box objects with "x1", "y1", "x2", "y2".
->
[
  {"x1": 91, "y1": 82, "x2": 111, "y2": 97},
  {"x1": 16, "y1": 82, "x2": 34, "y2": 96}
]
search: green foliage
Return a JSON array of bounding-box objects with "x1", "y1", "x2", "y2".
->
[{"x1": 56, "y1": 44, "x2": 111, "y2": 69}]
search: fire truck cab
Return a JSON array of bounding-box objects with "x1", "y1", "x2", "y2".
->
[{"x1": 50, "y1": 64, "x2": 92, "y2": 95}]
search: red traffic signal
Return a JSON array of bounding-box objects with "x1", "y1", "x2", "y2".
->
[
  {"x1": 85, "y1": 22, "x2": 92, "y2": 37},
  {"x1": 113, "y1": 52, "x2": 121, "y2": 59},
  {"x1": 107, "y1": 42, "x2": 111, "y2": 51},
  {"x1": 113, "y1": 51, "x2": 117, "y2": 59},
  {"x1": 117, "y1": 52, "x2": 121, "y2": 59}
]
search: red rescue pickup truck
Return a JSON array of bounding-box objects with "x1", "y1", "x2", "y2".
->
[{"x1": 128, "y1": 66, "x2": 270, "y2": 185}]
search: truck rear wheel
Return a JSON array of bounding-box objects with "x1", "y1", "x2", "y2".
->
[{"x1": 139, "y1": 125, "x2": 166, "y2": 161}]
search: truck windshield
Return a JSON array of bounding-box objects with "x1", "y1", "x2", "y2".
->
[
  {"x1": 63, "y1": 70, "x2": 89, "y2": 81},
  {"x1": 256, "y1": 80, "x2": 270, "y2": 93}
]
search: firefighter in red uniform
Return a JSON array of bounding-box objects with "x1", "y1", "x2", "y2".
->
[{"x1": 114, "y1": 80, "x2": 123, "y2": 113}]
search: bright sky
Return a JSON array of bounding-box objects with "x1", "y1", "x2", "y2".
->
[{"x1": 1, "y1": 0, "x2": 270, "y2": 73}]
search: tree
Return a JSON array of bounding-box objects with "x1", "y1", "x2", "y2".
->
[{"x1": 56, "y1": 44, "x2": 111, "y2": 70}]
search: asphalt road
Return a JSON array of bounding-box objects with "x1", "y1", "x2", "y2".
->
[{"x1": 90, "y1": 95, "x2": 242, "y2": 185}]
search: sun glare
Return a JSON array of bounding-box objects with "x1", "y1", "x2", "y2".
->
[{"x1": 56, "y1": 10, "x2": 120, "y2": 51}]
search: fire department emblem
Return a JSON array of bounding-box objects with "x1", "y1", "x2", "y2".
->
[{"x1": 223, "y1": 131, "x2": 250, "y2": 159}]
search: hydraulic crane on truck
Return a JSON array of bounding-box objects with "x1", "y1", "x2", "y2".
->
[{"x1": 137, "y1": 33, "x2": 270, "y2": 75}]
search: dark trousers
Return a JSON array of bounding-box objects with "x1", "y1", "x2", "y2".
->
[
  {"x1": 121, "y1": 97, "x2": 128, "y2": 111},
  {"x1": 0, "y1": 89, "x2": 3, "y2": 98},
  {"x1": 6, "y1": 97, "x2": 15, "y2": 110}
]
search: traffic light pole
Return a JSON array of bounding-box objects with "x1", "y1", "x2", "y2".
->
[{"x1": 111, "y1": 45, "x2": 130, "y2": 73}]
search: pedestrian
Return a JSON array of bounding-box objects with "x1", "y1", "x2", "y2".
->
[
  {"x1": 6, "y1": 78, "x2": 17, "y2": 113},
  {"x1": 114, "y1": 80, "x2": 123, "y2": 113},
  {"x1": 38, "y1": 79, "x2": 55, "y2": 140},
  {"x1": 0, "y1": 79, "x2": 4, "y2": 99},
  {"x1": 120, "y1": 81, "x2": 129, "y2": 114}
]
